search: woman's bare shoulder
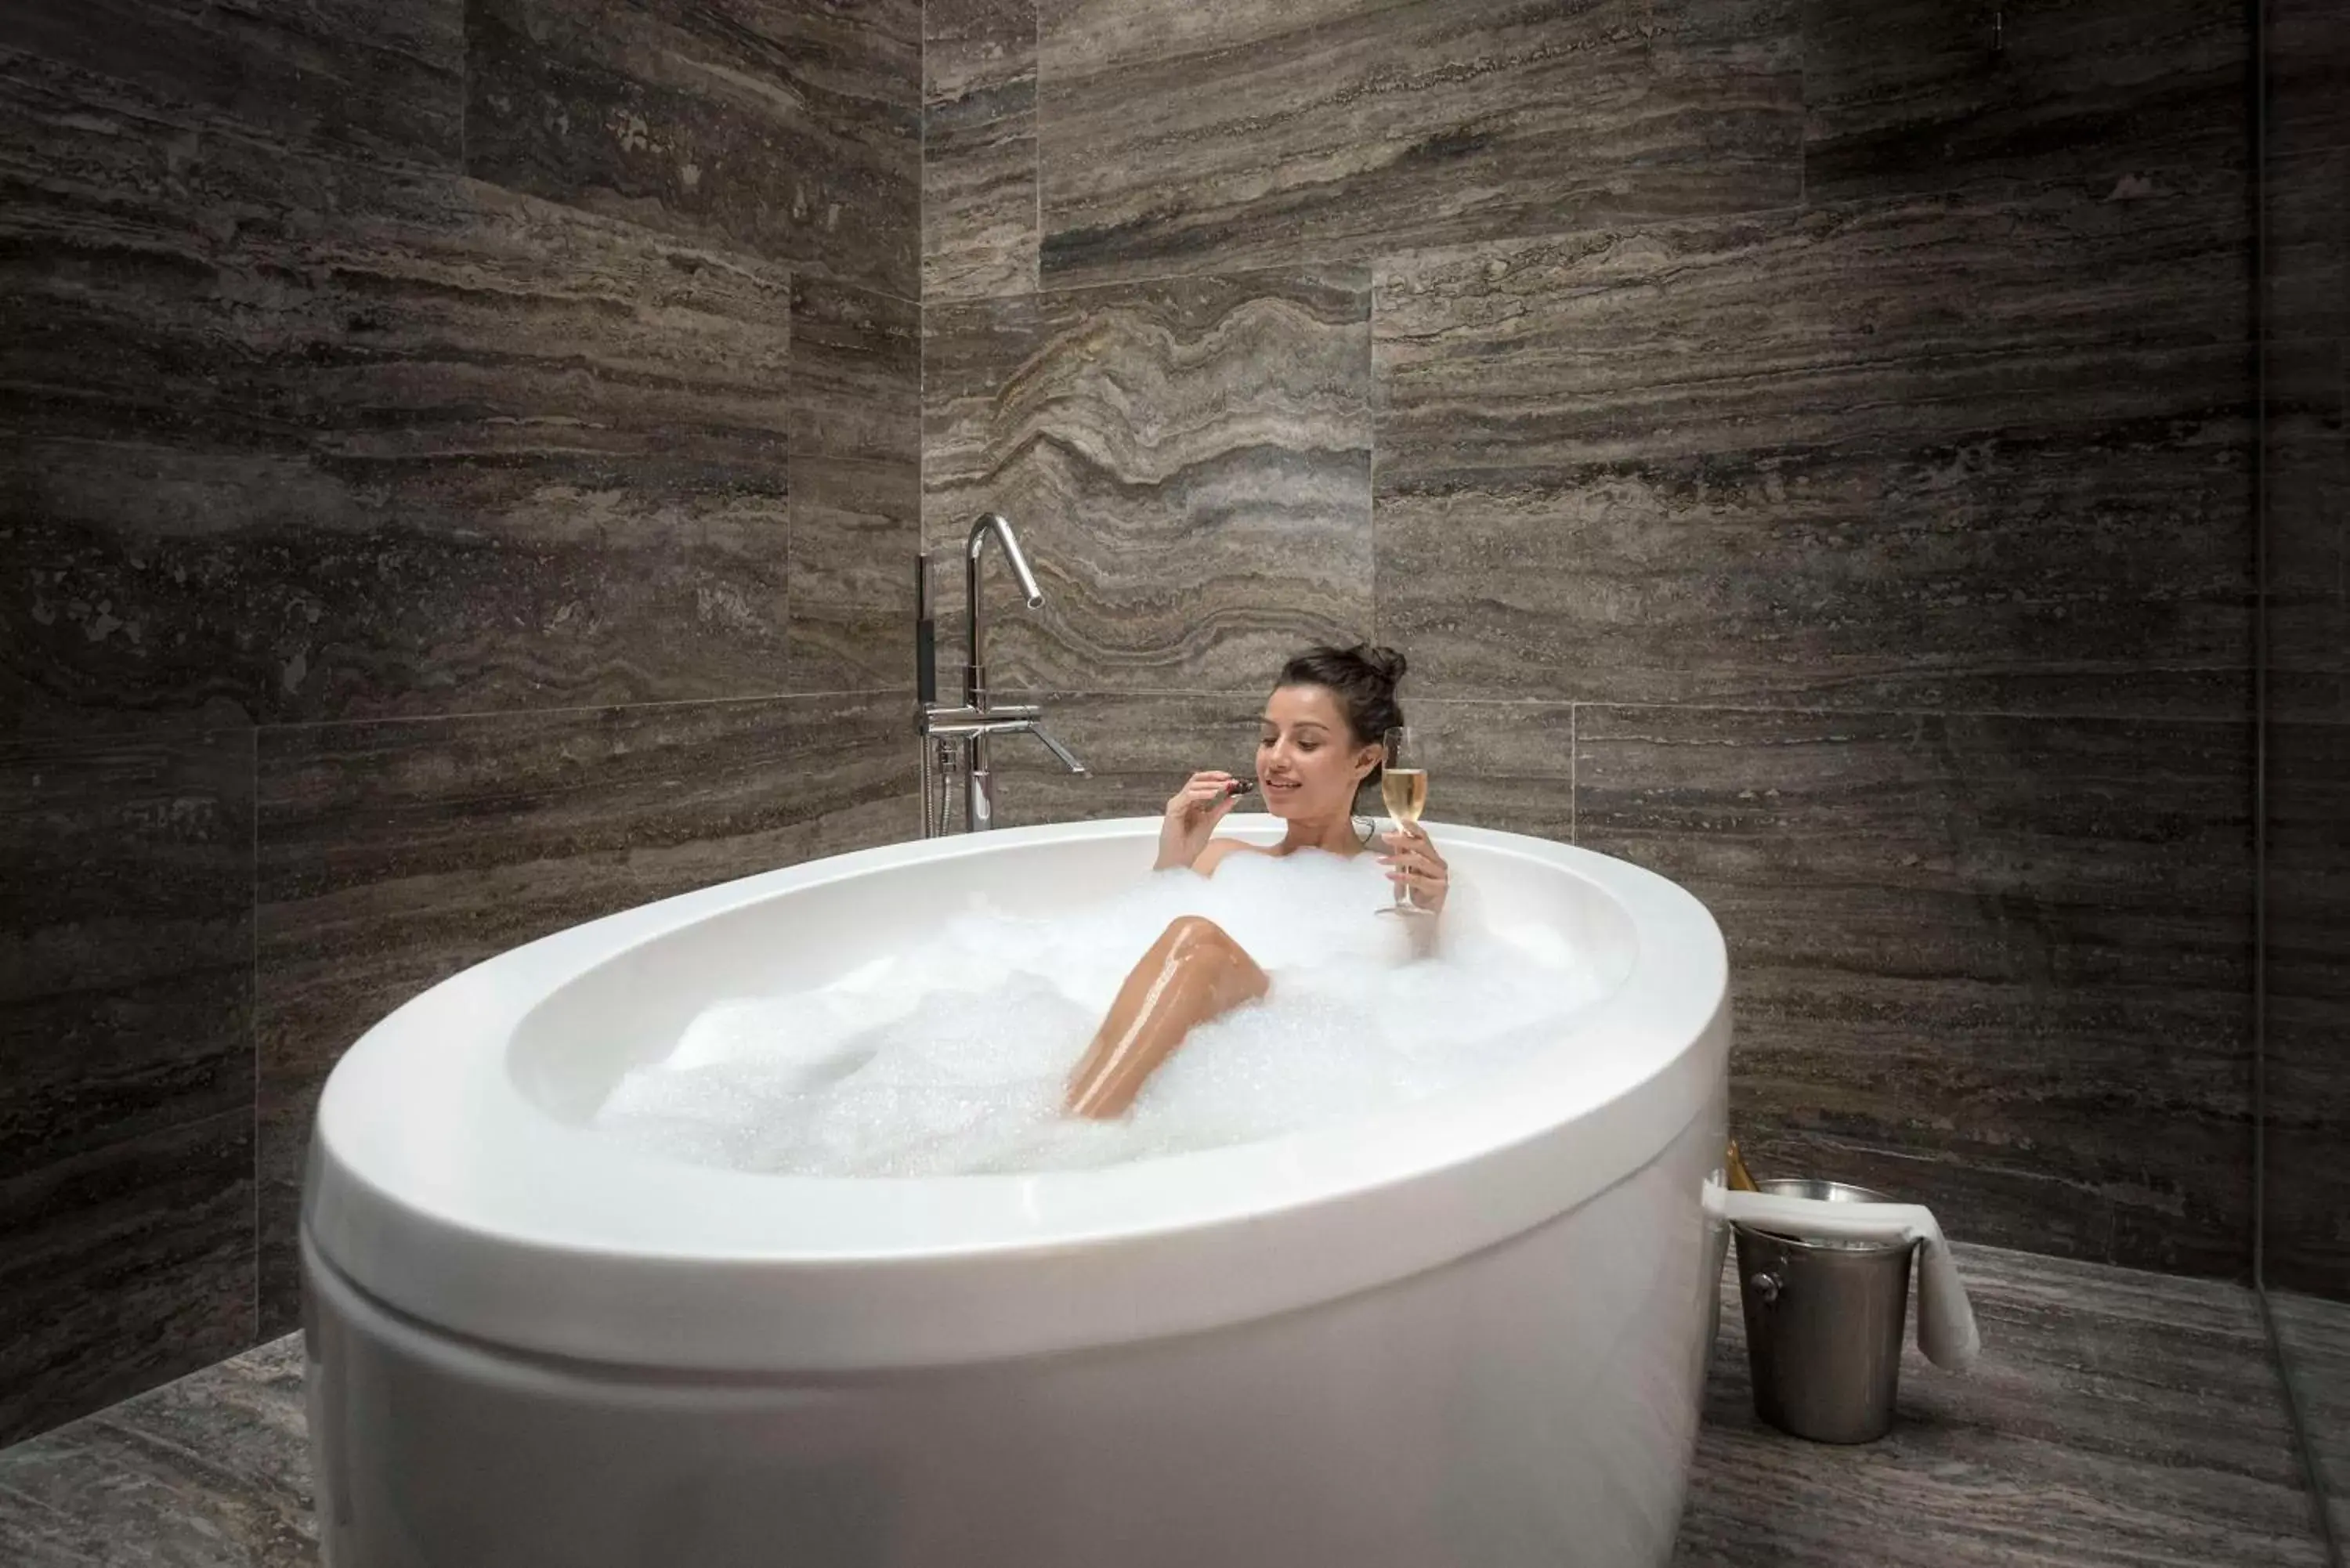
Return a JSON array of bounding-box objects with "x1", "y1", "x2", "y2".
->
[{"x1": 1194, "y1": 838, "x2": 1269, "y2": 876}]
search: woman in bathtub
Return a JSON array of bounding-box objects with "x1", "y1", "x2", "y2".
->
[{"x1": 1064, "y1": 645, "x2": 1451, "y2": 1117}]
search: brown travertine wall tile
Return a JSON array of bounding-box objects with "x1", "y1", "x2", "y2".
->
[
  {"x1": 0, "y1": 1112, "x2": 254, "y2": 1452},
  {"x1": 1036, "y1": 0, "x2": 1802, "y2": 286},
  {"x1": 2, "y1": 0, "x2": 931, "y2": 1438},
  {"x1": 922, "y1": 270, "x2": 1374, "y2": 693},
  {"x1": 2265, "y1": 721, "x2": 2350, "y2": 1299},
  {"x1": 252, "y1": 693, "x2": 916, "y2": 1331},
  {"x1": 2270, "y1": 146, "x2": 2350, "y2": 349},
  {"x1": 1801, "y1": 0, "x2": 2249, "y2": 204},
  {"x1": 789, "y1": 277, "x2": 920, "y2": 690},
  {"x1": 0, "y1": 735, "x2": 254, "y2": 1180},
  {"x1": 2272, "y1": 0, "x2": 2350, "y2": 165},
  {"x1": 1398, "y1": 699, "x2": 1576, "y2": 847},
  {"x1": 465, "y1": 0, "x2": 920, "y2": 296},
  {"x1": 0, "y1": 734, "x2": 255, "y2": 1445},
  {"x1": 1577, "y1": 705, "x2": 2254, "y2": 1277},
  {"x1": 0, "y1": 63, "x2": 797, "y2": 732},
  {"x1": 1375, "y1": 182, "x2": 2252, "y2": 714},
  {"x1": 0, "y1": 0, "x2": 464, "y2": 172},
  {"x1": 2266, "y1": 339, "x2": 2346, "y2": 724},
  {"x1": 2261, "y1": 0, "x2": 2348, "y2": 1306},
  {"x1": 924, "y1": 0, "x2": 1038, "y2": 301},
  {"x1": 2267, "y1": 151, "x2": 2348, "y2": 724}
]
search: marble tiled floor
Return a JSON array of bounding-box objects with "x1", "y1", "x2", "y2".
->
[
  {"x1": 0, "y1": 1245, "x2": 2334, "y2": 1567},
  {"x1": 1679, "y1": 1248, "x2": 2334, "y2": 1567}
]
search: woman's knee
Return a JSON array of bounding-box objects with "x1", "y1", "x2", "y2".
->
[
  {"x1": 1163, "y1": 913, "x2": 1240, "y2": 955},
  {"x1": 1160, "y1": 916, "x2": 1268, "y2": 1001}
]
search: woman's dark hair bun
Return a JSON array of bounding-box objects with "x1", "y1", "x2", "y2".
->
[
  {"x1": 1276, "y1": 643, "x2": 1408, "y2": 754},
  {"x1": 1358, "y1": 645, "x2": 1408, "y2": 686}
]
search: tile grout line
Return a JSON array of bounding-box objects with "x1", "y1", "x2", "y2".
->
[
  {"x1": 2252, "y1": 0, "x2": 2271, "y2": 1292},
  {"x1": 782, "y1": 251, "x2": 796, "y2": 711},
  {"x1": 918, "y1": 0, "x2": 927, "y2": 306},
  {"x1": 1030, "y1": 0, "x2": 1042, "y2": 296},
  {"x1": 1031, "y1": 202, "x2": 1811, "y2": 300},
  {"x1": 247, "y1": 726, "x2": 260, "y2": 1346},
  {"x1": 1367, "y1": 257, "x2": 1379, "y2": 651},
  {"x1": 1022, "y1": 253, "x2": 1384, "y2": 306},
  {"x1": 252, "y1": 688, "x2": 918, "y2": 733},
  {"x1": 3, "y1": 692, "x2": 2295, "y2": 761}
]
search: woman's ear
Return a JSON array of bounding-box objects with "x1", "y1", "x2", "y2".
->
[{"x1": 1353, "y1": 743, "x2": 1382, "y2": 782}]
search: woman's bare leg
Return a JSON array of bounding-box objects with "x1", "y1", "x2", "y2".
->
[{"x1": 1065, "y1": 916, "x2": 1270, "y2": 1118}]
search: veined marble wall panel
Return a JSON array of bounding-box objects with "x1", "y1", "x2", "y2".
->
[
  {"x1": 923, "y1": 270, "x2": 1375, "y2": 693},
  {"x1": 2261, "y1": 0, "x2": 2349, "y2": 1302},
  {"x1": 789, "y1": 278, "x2": 920, "y2": 691},
  {"x1": 1374, "y1": 181, "x2": 2251, "y2": 714},
  {"x1": 465, "y1": 0, "x2": 920, "y2": 296},
  {"x1": 0, "y1": 0, "x2": 463, "y2": 172},
  {"x1": 1578, "y1": 704, "x2": 2254, "y2": 1276},
  {"x1": 924, "y1": 0, "x2": 1038, "y2": 301},
  {"x1": 0, "y1": 733, "x2": 255, "y2": 1444},
  {"x1": 2266, "y1": 721, "x2": 2350, "y2": 1298},
  {"x1": 0, "y1": 63, "x2": 798, "y2": 732},
  {"x1": 2272, "y1": 0, "x2": 2350, "y2": 164},
  {"x1": 1802, "y1": 0, "x2": 2249, "y2": 202},
  {"x1": 2, "y1": 0, "x2": 927, "y2": 1443},
  {"x1": 1036, "y1": 0, "x2": 1802, "y2": 286}
]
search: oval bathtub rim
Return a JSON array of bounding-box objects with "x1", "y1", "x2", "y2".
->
[
  {"x1": 304, "y1": 815, "x2": 1731, "y2": 1372},
  {"x1": 316, "y1": 815, "x2": 1717, "y2": 1262}
]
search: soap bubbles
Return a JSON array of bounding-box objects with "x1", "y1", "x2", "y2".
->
[{"x1": 593, "y1": 850, "x2": 1611, "y2": 1178}]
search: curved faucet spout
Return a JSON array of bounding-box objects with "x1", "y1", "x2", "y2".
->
[
  {"x1": 933, "y1": 510, "x2": 1079, "y2": 833},
  {"x1": 964, "y1": 511, "x2": 1044, "y2": 713},
  {"x1": 968, "y1": 511, "x2": 1043, "y2": 608}
]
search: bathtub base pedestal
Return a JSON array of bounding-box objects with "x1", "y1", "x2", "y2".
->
[{"x1": 304, "y1": 1105, "x2": 1723, "y2": 1568}]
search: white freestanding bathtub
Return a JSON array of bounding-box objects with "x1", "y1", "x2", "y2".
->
[{"x1": 302, "y1": 815, "x2": 1730, "y2": 1567}]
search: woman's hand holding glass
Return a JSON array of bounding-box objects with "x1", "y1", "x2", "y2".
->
[
  {"x1": 1379, "y1": 822, "x2": 1450, "y2": 915},
  {"x1": 1155, "y1": 770, "x2": 1242, "y2": 871},
  {"x1": 1375, "y1": 725, "x2": 1447, "y2": 916}
]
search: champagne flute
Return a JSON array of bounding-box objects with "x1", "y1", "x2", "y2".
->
[{"x1": 1378, "y1": 724, "x2": 1429, "y2": 915}]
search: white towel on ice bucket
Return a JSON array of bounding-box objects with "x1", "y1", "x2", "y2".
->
[{"x1": 1704, "y1": 1184, "x2": 1982, "y2": 1371}]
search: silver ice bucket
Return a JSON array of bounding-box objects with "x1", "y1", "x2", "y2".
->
[{"x1": 1730, "y1": 1178, "x2": 1917, "y2": 1444}]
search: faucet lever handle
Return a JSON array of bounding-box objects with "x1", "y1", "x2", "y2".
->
[{"x1": 1027, "y1": 723, "x2": 1088, "y2": 777}]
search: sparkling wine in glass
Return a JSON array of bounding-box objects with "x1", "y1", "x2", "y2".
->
[{"x1": 1379, "y1": 725, "x2": 1429, "y2": 914}]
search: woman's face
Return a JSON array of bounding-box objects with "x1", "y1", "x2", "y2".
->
[{"x1": 1256, "y1": 685, "x2": 1380, "y2": 821}]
